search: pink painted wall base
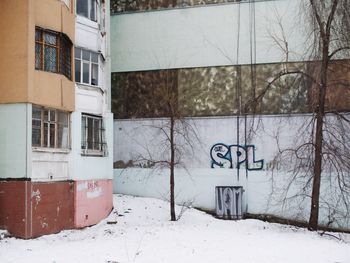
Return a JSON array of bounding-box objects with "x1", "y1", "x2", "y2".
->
[{"x1": 74, "y1": 179, "x2": 113, "y2": 228}]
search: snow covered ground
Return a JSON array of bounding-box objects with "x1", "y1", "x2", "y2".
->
[{"x1": 1, "y1": 194, "x2": 350, "y2": 263}]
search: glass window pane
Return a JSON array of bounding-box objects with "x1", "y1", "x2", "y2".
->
[
  {"x1": 90, "y1": 0, "x2": 96, "y2": 21},
  {"x1": 32, "y1": 107, "x2": 42, "y2": 120},
  {"x1": 35, "y1": 30, "x2": 42, "y2": 42},
  {"x1": 58, "y1": 125, "x2": 68, "y2": 148},
  {"x1": 57, "y1": 111, "x2": 69, "y2": 148},
  {"x1": 75, "y1": 59, "x2": 81, "y2": 83},
  {"x1": 44, "y1": 123, "x2": 49, "y2": 147},
  {"x1": 81, "y1": 117, "x2": 87, "y2": 149},
  {"x1": 58, "y1": 111, "x2": 68, "y2": 125},
  {"x1": 44, "y1": 33, "x2": 57, "y2": 45},
  {"x1": 83, "y1": 62, "x2": 90, "y2": 84},
  {"x1": 44, "y1": 110, "x2": 49, "y2": 122},
  {"x1": 87, "y1": 117, "x2": 94, "y2": 149},
  {"x1": 77, "y1": 0, "x2": 88, "y2": 18},
  {"x1": 61, "y1": 36, "x2": 72, "y2": 80},
  {"x1": 50, "y1": 123, "x2": 55, "y2": 148},
  {"x1": 50, "y1": 110, "x2": 56, "y2": 122},
  {"x1": 32, "y1": 120, "x2": 41, "y2": 147},
  {"x1": 93, "y1": 119, "x2": 101, "y2": 150},
  {"x1": 91, "y1": 63, "x2": 98, "y2": 86},
  {"x1": 35, "y1": 44, "x2": 42, "y2": 70},
  {"x1": 82, "y1": 50, "x2": 90, "y2": 61},
  {"x1": 91, "y1": 52, "x2": 98, "y2": 63},
  {"x1": 44, "y1": 46, "x2": 57, "y2": 72},
  {"x1": 75, "y1": 47, "x2": 81, "y2": 59}
]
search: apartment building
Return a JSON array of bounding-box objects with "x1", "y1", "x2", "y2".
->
[{"x1": 0, "y1": 0, "x2": 113, "y2": 239}]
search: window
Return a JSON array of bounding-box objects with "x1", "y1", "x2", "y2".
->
[
  {"x1": 81, "y1": 115, "x2": 105, "y2": 155},
  {"x1": 77, "y1": 0, "x2": 97, "y2": 21},
  {"x1": 32, "y1": 106, "x2": 70, "y2": 149},
  {"x1": 35, "y1": 27, "x2": 72, "y2": 79},
  {"x1": 75, "y1": 48, "x2": 99, "y2": 86}
]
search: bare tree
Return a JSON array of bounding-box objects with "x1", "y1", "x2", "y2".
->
[
  {"x1": 124, "y1": 69, "x2": 199, "y2": 221},
  {"x1": 250, "y1": 0, "x2": 350, "y2": 230},
  {"x1": 306, "y1": 0, "x2": 350, "y2": 230}
]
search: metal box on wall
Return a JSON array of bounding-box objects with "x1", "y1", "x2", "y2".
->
[{"x1": 215, "y1": 186, "x2": 244, "y2": 220}]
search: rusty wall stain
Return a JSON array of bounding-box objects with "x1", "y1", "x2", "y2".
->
[
  {"x1": 0, "y1": 180, "x2": 74, "y2": 239},
  {"x1": 0, "y1": 181, "x2": 31, "y2": 239},
  {"x1": 30, "y1": 181, "x2": 74, "y2": 238}
]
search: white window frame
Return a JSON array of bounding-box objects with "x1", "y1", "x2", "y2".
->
[
  {"x1": 75, "y1": 47, "x2": 99, "y2": 87},
  {"x1": 32, "y1": 106, "x2": 70, "y2": 150},
  {"x1": 81, "y1": 114, "x2": 106, "y2": 156}
]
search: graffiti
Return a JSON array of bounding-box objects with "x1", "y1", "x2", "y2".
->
[
  {"x1": 88, "y1": 181, "x2": 99, "y2": 190},
  {"x1": 210, "y1": 143, "x2": 264, "y2": 170},
  {"x1": 215, "y1": 186, "x2": 244, "y2": 219}
]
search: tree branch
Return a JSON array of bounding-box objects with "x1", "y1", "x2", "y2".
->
[{"x1": 328, "y1": 46, "x2": 350, "y2": 59}]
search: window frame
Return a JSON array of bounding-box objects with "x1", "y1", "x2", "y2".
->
[
  {"x1": 32, "y1": 106, "x2": 70, "y2": 150},
  {"x1": 75, "y1": 47, "x2": 99, "y2": 87},
  {"x1": 81, "y1": 114, "x2": 106, "y2": 156},
  {"x1": 35, "y1": 29, "x2": 60, "y2": 74},
  {"x1": 35, "y1": 27, "x2": 72, "y2": 80}
]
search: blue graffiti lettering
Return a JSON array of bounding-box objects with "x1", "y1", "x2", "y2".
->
[{"x1": 210, "y1": 143, "x2": 264, "y2": 171}]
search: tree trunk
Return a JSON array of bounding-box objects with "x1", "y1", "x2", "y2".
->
[
  {"x1": 309, "y1": 111, "x2": 323, "y2": 230},
  {"x1": 170, "y1": 115, "x2": 176, "y2": 221},
  {"x1": 309, "y1": 41, "x2": 329, "y2": 230}
]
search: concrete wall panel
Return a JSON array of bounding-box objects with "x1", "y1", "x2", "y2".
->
[
  {"x1": 111, "y1": 0, "x2": 305, "y2": 72},
  {"x1": 31, "y1": 152, "x2": 70, "y2": 181},
  {"x1": 0, "y1": 104, "x2": 29, "y2": 179},
  {"x1": 76, "y1": 86, "x2": 104, "y2": 115},
  {"x1": 74, "y1": 179, "x2": 113, "y2": 228}
]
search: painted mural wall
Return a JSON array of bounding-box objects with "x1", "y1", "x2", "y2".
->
[{"x1": 113, "y1": 114, "x2": 350, "y2": 229}]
